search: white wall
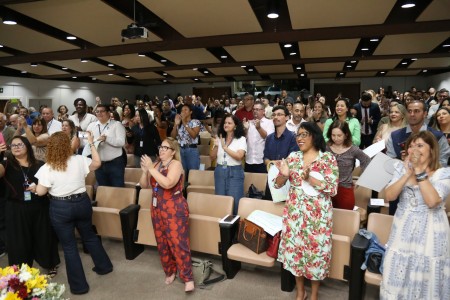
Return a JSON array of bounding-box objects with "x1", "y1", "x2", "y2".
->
[
  {"x1": 0, "y1": 76, "x2": 147, "y2": 113},
  {"x1": 310, "y1": 76, "x2": 430, "y2": 94},
  {"x1": 145, "y1": 82, "x2": 233, "y2": 98},
  {"x1": 426, "y1": 71, "x2": 450, "y2": 90}
]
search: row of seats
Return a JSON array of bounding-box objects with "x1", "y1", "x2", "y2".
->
[{"x1": 187, "y1": 169, "x2": 267, "y2": 195}]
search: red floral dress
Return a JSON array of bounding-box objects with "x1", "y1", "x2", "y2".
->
[{"x1": 277, "y1": 151, "x2": 338, "y2": 280}]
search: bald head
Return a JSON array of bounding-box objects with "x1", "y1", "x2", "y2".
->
[
  {"x1": 9, "y1": 114, "x2": 19, "y2": 129},
  {"x1": 41, "y1": 108, "x2": 54, "y2": 122}
]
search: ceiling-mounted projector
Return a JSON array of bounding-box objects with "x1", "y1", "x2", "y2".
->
[{"x1": 121, "y1": 23, "x2": 148, "y2": 39}]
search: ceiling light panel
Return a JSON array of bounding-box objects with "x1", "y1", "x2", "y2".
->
[
  {"x1": 155, "y1": 48, "x2": 220, "y2": 65},
  {"x1": 374, "y1": 31, "x2": 450, "y2": 55},
  {"x1": 100, "y1": 54, "x2": 163, "y2": 69},
  {"x1": 224, "y1": 43, "x2": 284, "y2": 61},
  {"x1": 299, "y1": 39, "x2": 360, "y2": 58},
  {"x1": 49, "y1": 59, "x2": 111, "y2": 72},
  {"x1": 208, "y1": 67, "x2": 248, "y2": 76}
]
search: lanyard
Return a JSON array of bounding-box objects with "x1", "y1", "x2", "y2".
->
[
  {"x1": 98, "y1": 123, "x2": 109, "y2": 135},
  {"x1": 47, "y1": 119, "x2": 53, "y2": 130},
  {"x1": 223, "y1": 138, "x2": 233, "y2": 163},
  {"x1": 20, "y1": 165, "x2": 30, "y2": 184},
  {"x1": 154, "y1": 159, "x2": 173, "y2": 193}
]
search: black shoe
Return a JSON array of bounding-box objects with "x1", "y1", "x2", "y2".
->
[
  {"x1": 92, "y1": 266, "x2": 113, "y2": 275},
  {"x1": 71, "y1": 288, "x2": 89, "y2": 295},
  {"x1": 47, "y1": 266, "x2": 58, "y2": 278}
]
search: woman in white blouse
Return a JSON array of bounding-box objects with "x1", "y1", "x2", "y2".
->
[{"x1": 210, "y1": 114, "x2": 247, "y2": 214}]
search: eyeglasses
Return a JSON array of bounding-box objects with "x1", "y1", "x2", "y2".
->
[
  {"x1": 158, "y1": 145, "x2": 174, "y2": 151},
  {"x1": 252, "y1": 108, "x2": 263, "y2": 111},
  {"x1": 296, "y1": 132, "x2": 311, "y2": 139},
  {"x1": 272, "y1": 113, "x2": 286, "y2": 117},
  {"x1": 95, "y1": 110, "x2": 107, "y2": 114},
  {"x1": 10, "y1": 143, "x2": 25, "y2": 149}
]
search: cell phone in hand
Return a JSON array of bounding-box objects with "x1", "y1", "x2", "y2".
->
[
  {"x1": 78, "y1": 131, "x2": 87, "y2": 139},
  {"x1": 0, "y1": 133, "x2": 5, "y2": 145}
]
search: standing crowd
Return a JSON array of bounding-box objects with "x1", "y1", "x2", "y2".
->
[{"x1": 0, "y1": 86, "x2": 449, "y2": 299}]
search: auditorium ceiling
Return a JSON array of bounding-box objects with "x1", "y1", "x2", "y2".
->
[{"x1": 0, "y1": 0, "x2": 449, "y2": 86}]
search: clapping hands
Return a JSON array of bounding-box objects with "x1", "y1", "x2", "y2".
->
[{"x1": 140, "y1": 155, "x2": 154, "y2": 172}]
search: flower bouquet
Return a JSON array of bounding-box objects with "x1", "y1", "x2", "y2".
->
[{"x1": 0, "y1": 264, "x2": 66, "y2": 300}]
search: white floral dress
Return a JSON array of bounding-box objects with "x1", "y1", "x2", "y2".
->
[
  {"x1": 380, "y1": 163, "x2": 450, "y2": 300},
  {"x1": 277, "y1": 151, "x2": 338, "y2": 280}
]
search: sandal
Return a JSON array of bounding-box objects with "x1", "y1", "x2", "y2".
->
[{"x1": 47, "y1": 266, "x2": 58, "y2": 278}]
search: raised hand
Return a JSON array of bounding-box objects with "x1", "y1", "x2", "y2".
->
[
  {"x1": 174, "y1": 114, "x2": 182, "y2": 126},
  {"x1": 141, "y1": 155, "x2": 154, "y2": 172},
  {"x1": 275, "y1": 159, "x2": 289, "y2": 177}
]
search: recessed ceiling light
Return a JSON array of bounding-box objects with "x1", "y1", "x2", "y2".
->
[
  {"x1": 193, "y1": 68, "x2": 198, "y2": 70},
  {"x1": 289, "y1": 52, "x2": 297, "y2": 55},
  {"x1": 92, "y1": 78, "x2": 97, "y2": 80},
  {"x1": 339, "y1": 72, "x2": 344, "y2": 75},
  {"x1": 351, "y1": 60, "x2": 357, "y2": 63},
  {"x1": 66, "y1": 36, "x2": 77, "y2": 40},
  {"x1": 125, "y1": 75, "x2": 130, "y2": 78},
  {"x1": 267, "y1": 13, "x2": 279, "y2": 19},
  {"x1": 380, "y1": 71, "x2": 385, "y2": 74},
  {"x1": 296, "y1": 67, "x2": 301, "y2": 70},
  {"x1": 248, "y1": 69, "x2": 253, "y2": 72},
  {"x1": 21, "y1": 71, "x2": 27, "y2": 74},
  {"x1": 300, "y1": 74, "x2": 305, "y2": 77},
  {"x1": 346, "y1": 65, "x2": 352, "y2": 68},
  {"x1": 401, "y1": 62, "x2": 408, "y2": 65},
  {"x1": 284, "y1": 44, "x2": 292, "y2": 48},
  {"x1": 160, "y1": 59, "x2": 167, "y2": 63},
  {"x1": 220, "y1": 55, "x2": 227, "y2": 59},
  {"x1": 423, "y1": 69, "x2": 428, "y2": 72},
  {"x1": 194, "y1": 78, "x2": 198, "y2": 81},
  {"x1": 163, "y1": 79, "x2": 167, "y2": 82},
  {"x1": 401, "y1": 2, "x2": 416, "y2": 9},
  {"x1": 204, "y1": 71, "x2": 209, "y2": 73},
  {"x1": 442, "y1": 44, "x2": 450, "y2": 47},
  {"x1": 163, "y1": 73, "x2": 167, "y2": 76},
  {"x1": 108, "y1": 73, "x2": 113, "y2": 76},
  {"x1": 72, "y1": 76, "x2": 77, "y2": 79},
  {"x1": 411, "y1": 58, "x2": 417, "y2": 61},
  {"x1": 30, "y1": 63, "x2": 38, "y2": 67},
  {"x1": 108, "y1": 63, "x2": 114, "y2": 67},
  {"x1": 138, "y1": 53, "x2": 145, "y2": 57},
  {"x1": 61, "y1": 67, "x2": 68, "y2": 70},
  {"x1": 0, "y1": 45, "x2": 3, "y2": 48},
  {"x1": 81, "y1": 59, "x2": 88, "y2": 63},
  {"x1": 370, "y1": 38, "x2": 379, "y2": 42},
  {"x1": 241, "y1": 65, "x2": 246, "y2": 68},
  {"x1": 361, "y1": 48, "x2": 369, "y2": 51},
  {"x1": 2, "y1": 18, "x2": 17, "y2": 25}
]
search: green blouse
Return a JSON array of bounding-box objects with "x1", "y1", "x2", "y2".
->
[{"x1": 322, "y1": 117, "x2": 361, "y2": 146}]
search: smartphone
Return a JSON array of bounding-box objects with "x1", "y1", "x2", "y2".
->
[
  {"x1": 0, "y1": 133, "x2": 5, "y2": 145},
  {"x1": 78, "y1": 131, "x2": 87, "y2": 139},
  {"x1": 221, "y1": 214, "x2": 238, "y2": 223}
]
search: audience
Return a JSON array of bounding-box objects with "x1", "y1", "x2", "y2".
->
[
  {"x1": 41, "y1": 107, "x2": 62, "y2": 135},
  {"x1": 19, "y1": 116, "x2": 49, "y2": 162},
  {"x1": 57, "y1": 105, "x2": 69, "y2": 122},
  {"x1": 323, "y1": 98, "x2": 361, "y2": 146},
  {"x1": 374, "y1": 103, "x2": 407, "y2": 143},
  {"x1": 353, "y1": 91, "x2": 381, "y2": 149},
  {"x1": 61, "y1": 119, "x2": 80, "y2": 154}
]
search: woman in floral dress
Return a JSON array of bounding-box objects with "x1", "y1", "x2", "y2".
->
[
  {"x1": 381, "y1": 131, "x2": 450, "y2": 299},
  {"x1": 274, "y1": 122, "x2": 338, "y2": 300}
]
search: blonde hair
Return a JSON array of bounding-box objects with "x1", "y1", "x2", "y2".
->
[
  {"x1": 46, "y1": 132, "x2": 72, "y2": 171},
  {"x1": 388, "y1": 103, "x2": 407, "y2": 128},
  {"x1": 164, "y1": 137, "x2": 181, "y2": 162}
]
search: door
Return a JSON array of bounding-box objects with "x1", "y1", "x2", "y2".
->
[{"x1": 28, "y1": 98, "x2": 53, "y2": 111}]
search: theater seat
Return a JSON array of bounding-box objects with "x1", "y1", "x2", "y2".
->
[
  {"x1": 126, "y1": 154, "x2": 136, "y2": 168},
  {"x1": 124, "y1": 167, "x2": 142, "y2": 189},
  {"x1": 186, "y1": 169, "x2": 215, "y2": 194},
  {"x1": 199, "y1": 155, "x2": 212, "y2": 170},
  {"x1": 92, "y1": 186, "x2": 136, "y2": 239},
  {"x1": 243, "y1": 172, "x2": 267, "y2": 196},
  {"x1": 187, "y1": 192, "x2": 233, "y2": 255},
  {"x1": 85, "y1": 171, "x2": 96, "y2": 186},
  {"x1": 349, "y1": 213, "x2": 394, "y2": 300}
]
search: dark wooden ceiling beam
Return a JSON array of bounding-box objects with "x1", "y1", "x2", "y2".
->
[
  {"x1": 1, "y1": 20, "x2": 449, "y2": 66},
  {"x1": 40, "y1": 52, "x2": 450, "y2": 79}
]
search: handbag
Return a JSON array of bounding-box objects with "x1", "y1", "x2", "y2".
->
[
  {"x1": 247, "y1": 184, "x2": 264, "y2": 199},
  {"x1": 237, "y1": 219, "x2": 267, "y2": 254},
  {"x1": 191, "y1": 257, "x2": 226, "y2": 288},
  {"x1": 266, "y1": 232, "x2": 281, "y2": 258},
  {"x1": 367, "y1": 253, "x2": 383, "y2": 274}
]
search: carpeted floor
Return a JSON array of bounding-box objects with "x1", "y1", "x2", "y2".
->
[{"x1": 0, "y1": 238, "x2": 380, "y2": 299}]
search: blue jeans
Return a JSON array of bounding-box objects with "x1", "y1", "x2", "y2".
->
[
  {"x1": 180, "y1": 147, "x2": 200, "y2": 180},
  {"x1": 95, "y1": 155, "x2": 125, "y2": 187},
  {"x1": 214, "y1": 165, "x2": 244, "y2": 215},
  {"x1": 49, "y1": 194, "x2": 113, "y2": 294}
]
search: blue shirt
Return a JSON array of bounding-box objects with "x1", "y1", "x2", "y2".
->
[{"x1": 263, "y1": 128, "x2": 299, "y2": 161}]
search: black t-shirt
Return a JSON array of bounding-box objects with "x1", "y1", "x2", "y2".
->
[{"x1": 0, "y1": 160, "x2": 46, "y2": 202}]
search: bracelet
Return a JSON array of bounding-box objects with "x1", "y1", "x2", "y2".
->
[
  {"x1": 89, "y1": 143, "x2": 95, "y2": 148},
  {"x1": 415, "y1": 171, "x2": 428, "y2": 182}
]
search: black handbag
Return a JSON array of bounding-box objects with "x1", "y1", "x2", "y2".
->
[{"x1": 247, "y1": 184, "x2": 264, "y2": 199}]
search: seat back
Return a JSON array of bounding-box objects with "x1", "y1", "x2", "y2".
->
[
  {"x1": 124, "y1": 168, "x2": 142, "y2": 185},
  {"x1": 367, "y1": 213, "x2": 394, "y2": 245},
  {"x1": 243, "y1": 172, "x2": 267, "y2": 196},
  {"x1": 187, "y1": 192, "x2": 233, "y2": 218},
  {"x1": 126, "y1": 154, "x2": 136, "y2": 168},
  {"x1": 199, "y1": 155, "x2": 212, "y2": 170},
  {"x1": 237, "y1": 197, "x2": 284, "y2": 218},
  {"x1": 85, "y1": 171, "x2": 96, "y2": 186},
  {"x1": 188, "y1": 169, "x2": 215, "y2": 186},
  {"x1": 199, "y1": 131, "x2": 211, "y2": 146},
  {"x1": 138, "y1": 188, "x2": 153, "y2": 208},
  {"x1": 332, "y1": 208, "x2": 360, "y2": 237},
  {"x1": 96, "y1": 186, "x2": 137, "y2": 210},
  {"x1": 197, "y1": 144, "x2": 210, "y2": 156}
]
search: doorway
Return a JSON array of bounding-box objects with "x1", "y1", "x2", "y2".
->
[
  {"x1": 314, "y1": 83, "x2": 361, "y2": 112},
  {"x1": 28, "y1": 98, "x2": 53, "y2": 112}
]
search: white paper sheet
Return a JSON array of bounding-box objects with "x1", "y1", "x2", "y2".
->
[
  {"x1": 247, "y1": 210, "x2": 283, "y2": 236},
  {"x1": 356, "y1": 152, "x2": 398, "y2": 192},
  {"x1": 370, "y1": 198, "x2": 385, "y2": 206},
  {"x1": 355, "y1": 139, "x2": 386, "y2": 168},
  {"x1": 267, "y1": 164, "x2": 290, "y2": 203}
]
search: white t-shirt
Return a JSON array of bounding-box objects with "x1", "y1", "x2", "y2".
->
[
  {"x1": 35, "y1": 155, "x2": 91, "y2": 197},
  {"x1": 216, "y1": 136, "x2": 247, "y2": 166}
]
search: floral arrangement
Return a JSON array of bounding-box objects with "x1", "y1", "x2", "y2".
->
[{"x1": 0, "y1": 264, "x2": 66, "y2": 300}]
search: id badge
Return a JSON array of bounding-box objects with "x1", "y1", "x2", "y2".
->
[
  {"x1": 24, "y1": 191, "x2": 32, "y2": 201},
  {"x1": 152, "y1": 197, "x2": 157, "y2": 207},
  {"x1": 140, "y1": 140, "x2": 143, "y2": 148},
  {"x1": 222, "y1": 161, "x2": 228, "y2": 169}
]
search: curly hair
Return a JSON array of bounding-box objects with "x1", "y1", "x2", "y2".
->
[{"x1": 46, "y1": 132, "x2": 72, "y2": 171}]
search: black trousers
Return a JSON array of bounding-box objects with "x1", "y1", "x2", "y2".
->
[
  {"x1": 244, "y1": 163, "x2": 267, "y2": 173},
  {"x1": 360, "y1": 134, "x2": 375, "y2": 149}
]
